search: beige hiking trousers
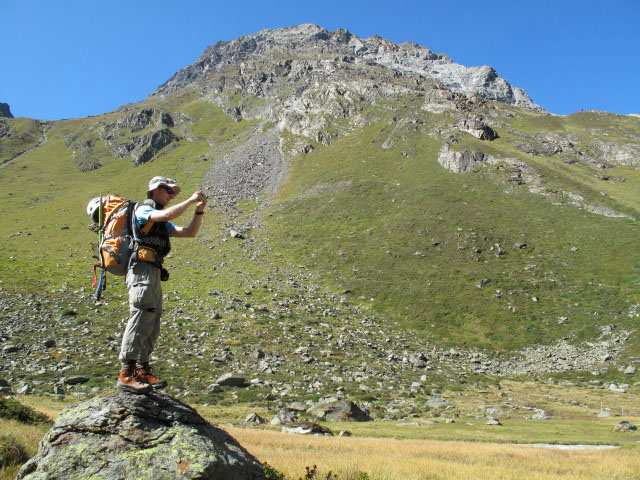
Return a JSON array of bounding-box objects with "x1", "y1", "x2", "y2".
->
[{"x1": 119, "y1": 260, "x2": 162, "y2": 364}]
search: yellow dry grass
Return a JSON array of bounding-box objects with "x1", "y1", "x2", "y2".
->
[
  {"x1": 226, "y1": 426, "x2": 640, "y2": 480},
  {"x1": 0, "y1": 418, "x2": 47, "y2": 480}
]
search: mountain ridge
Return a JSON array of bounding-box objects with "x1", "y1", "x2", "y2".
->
[{"x1": 153, "y1": 23, "x2": 541, "y2": 111}]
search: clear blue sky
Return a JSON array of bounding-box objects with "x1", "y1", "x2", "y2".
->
[{"x1": 2, "y1": 0, "x2": 639, "y2": 120}]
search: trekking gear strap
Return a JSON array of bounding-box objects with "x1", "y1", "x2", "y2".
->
[{"x1": 94, "y1": 193, "x2": 107, "y2": 300}]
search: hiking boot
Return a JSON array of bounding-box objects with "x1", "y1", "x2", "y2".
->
[
  {"x1": 117, "y1": 365, "x2": 152, "y2": 394},
  {"x1": 137, "y1": 363, "x2": 167, "y2": 389}
]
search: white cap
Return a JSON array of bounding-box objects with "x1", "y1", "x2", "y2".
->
[{"x1": 148, "y1": 176, "x2": 181, "y2": 195}]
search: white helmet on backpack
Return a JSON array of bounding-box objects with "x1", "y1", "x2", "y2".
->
[{"x1": 87, "y1": 197, "x2": 102, "y2": 223}]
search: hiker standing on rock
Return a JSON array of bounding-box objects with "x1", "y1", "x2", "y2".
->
[{"x1": 118, "y1": 176, "x2": 208, "y2": 393}]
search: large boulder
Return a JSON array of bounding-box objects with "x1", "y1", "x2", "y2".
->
[
  {"x1": 216, "y1": 373, "x2": 247, "y2": 387},
  {"x1": 308, "y1": 401, "x2": 371, "y2": 422},
  {"x1": 17, "y1": 392, "x2": 265, "y2": 480}
]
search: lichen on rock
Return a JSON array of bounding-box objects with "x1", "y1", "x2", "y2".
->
[{"x1": 17, "y1": 392, "x2": 265, "y2": 480}]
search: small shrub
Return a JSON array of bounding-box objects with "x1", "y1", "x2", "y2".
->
[
  {"x1": 263, "y1": 462, "x2": 286, "y2": 480},
  {"x1": 299, "y1": 465, "x2": 337, "y2": 480},
  {"x1": 0, "y1": 397, "x2": 51, "y2": 425},
  {"x1": 0, "y1": 435, "x2": 28, "y2": 469}
]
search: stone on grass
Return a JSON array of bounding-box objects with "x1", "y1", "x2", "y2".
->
[
  {"x1": 271, "y1": 409, "x2": 297, "y2": 425},
  {"x1": 613, "y1": 421, "x2": 637, "y2": 432},
  {"x1": 52, "y1": 384, "x2": 66, "y2": 395},
  {"x1": 282, "y1": 422, "x2": 333, "y2": 436},
  {"x1": 531, "y1": 410, "x2": 550, "y2": 420},
  {"x1": 308, "y1": 400, "x2": 371, "y2": 422},
  {"x1": 17, "y1": 385, "x2": 31, "y2": 395},
  {"x1": 244, "y1": 413, "x2": 266, "y2": 424},
  {"x1": 17, "y1": 392, "x2": 265, "y2": 480},
  {"x1": 426, "y1": 395, "x2": 451, "y2": 409},
  {"x1": 216, "y1": 373, "x2": 247, "y2": 387},
  {"x1": 63, "y1": 376, "x2": 89, "y2": 386},
  {"x1": 286, "y1": 402, "x2": 307, "y2": 412}
]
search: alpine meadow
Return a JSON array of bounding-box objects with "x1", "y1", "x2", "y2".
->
[{"x1": 1, "y1": 24, "x2": 640, "y2": 479}]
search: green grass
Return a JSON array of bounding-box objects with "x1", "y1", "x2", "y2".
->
[
  {"x1": 0, "y1": 397, "x2": 51, "y2": 425},
  {"x1": 265, "y1": 116, "x2": 640, "y2": 350},
  {"x1": 0, "y1": 117, "x2": 42, "y2": 164}
]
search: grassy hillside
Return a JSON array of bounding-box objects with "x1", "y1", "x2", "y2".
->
[
  {"x1": 0, "y1": 88, "x2": 639, "y2": 362},
  {"x1": 266, "y1": 105, "x2": 640, "y2": 351},
  {"x1": 0, "y1": 117, "x2": 43, "y2": 163}
]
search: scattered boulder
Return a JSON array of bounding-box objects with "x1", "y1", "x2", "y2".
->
[
  {"x1": 308, "y1": 400, "x2": 371, "y2": 422},
  {"x1": 17, "y1": 385, "x2": 31, "y2": 395},
  {"x1": 244, "y1": 413, "x2": 266, "y2": 424},
  {"x1": 62, "y1": 376, "x2": 89, "y2": 386},
  {"x1": 17, "y1": 392, "x2": 265, "y2": 480},
  {"x1": 613, "y1": 421, "x2": 637, "y2": 432},
  {"x1": 0, "y1": 378, "x2": 11, "y2": 394},
  {"x1": 486, "y1": 418, "x2": 502, "y2": 426},
  {"x1": 531, "y1": 410, "x2": 550, "y2": 420},
  {"x1": 286, "y1": 402, "x2": 308, "y2": 412},
  {"x1": 282, "y1": 422, "x2": 333, "y2": 436},
  {"x1": 425, "y1": 395, "x2": 451, "y2": 409},
  {"x1": 52, "y1": 384, "x2": 65, "y2": 396},
  {"x1": 3, "y1": 344, "x2": 22, "y2": 353},
  {"x1": 216, "y1": 373, "x2": 247, "y2": 387},
  {"x1": 270, "y1": 409, "x2": 297, "y2": 425}
]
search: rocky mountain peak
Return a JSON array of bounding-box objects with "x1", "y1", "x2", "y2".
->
[{"x1": 154, "y1": 24, "x2": 541, "y2": 111}]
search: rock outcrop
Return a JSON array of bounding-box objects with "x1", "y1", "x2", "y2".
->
[
  {"x1": 454, "y1": 117, "x2": 498, "y2": 140},
  {"x1": 146, "y1": 25, "x2": 545, "y2": 147},
  {"x1": 437, "y1": 143, "x2": 492, "y2": 173},
  {"x1": 0, "y1": 102, "x2": 13, "y2": 118},
  {"x1": 154, "y1": 24, "x2": 541, "y2": 111},
  {"x1": 99, "y1": 108, "x2": 183, "y2": 166},
  {"x1": 17, "y1": 392, "x2": 265, "y2": 480}
]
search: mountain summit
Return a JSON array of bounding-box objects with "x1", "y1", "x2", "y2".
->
[{"x1": 154, "y1": 24, "x2": 541, "y2": 111}]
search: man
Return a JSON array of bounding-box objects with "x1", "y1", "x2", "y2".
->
[{"x1": 117, "y1": 176, "x2": 208, "y2": 393}]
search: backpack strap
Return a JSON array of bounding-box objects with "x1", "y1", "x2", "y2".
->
[{"x1": 141, "y1": 220, "x2": 155, "y2": 235}]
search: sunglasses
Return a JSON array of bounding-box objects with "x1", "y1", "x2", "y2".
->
[{"x1": 160, "y1": 185, "x2": 176, "y2": 195}]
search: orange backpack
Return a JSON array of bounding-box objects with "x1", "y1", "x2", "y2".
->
[{"x1": 92, "y1": 194, "x2": 154, "y2": 298}]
